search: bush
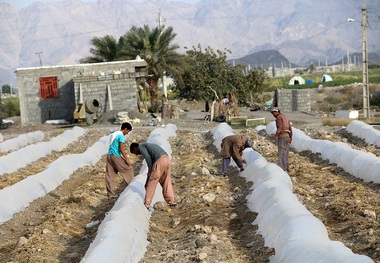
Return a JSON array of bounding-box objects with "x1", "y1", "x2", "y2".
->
[
  {"x1": 370, "y1": 91, "x2": 380, "y2": 107},
  {"x1": 1, "y1": 97, "x2": 20, "y2": 118},
  {"x1": 148, "y1": 104, "x2": 161, "y2": 113}
]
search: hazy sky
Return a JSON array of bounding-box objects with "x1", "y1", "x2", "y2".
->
[
  {"x1": 2, "y1": 0, "x2": 89, "y2": 8},
  {"x1": 1, "y1": 0, "x2": 198, "y2": 8}
]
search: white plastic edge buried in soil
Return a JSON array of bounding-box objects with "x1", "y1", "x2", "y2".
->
[
  {"x1": 0, "y1": 126, "x2": 85, "y2": 176},
  {"x1": 0, "y1": 126, "x2": 107, "y2": 224},
  {"x1": 81, "y1": 124, "x2": 177, "y2": 263},
  {"x1": 266, "y1": 121, "x2": 380, "y2": 184},
  {"x1": 211, "y1": 122, "x2": 373, "y2": 263}
]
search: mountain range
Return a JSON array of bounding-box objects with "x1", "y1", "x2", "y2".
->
[{"x1": 0, "y1": 0, "x2": 379, "y2": 87}]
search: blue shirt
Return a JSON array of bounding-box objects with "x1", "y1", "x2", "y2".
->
[{"x1": 108, "y1": 131, "x2": 126, "y2": 157}]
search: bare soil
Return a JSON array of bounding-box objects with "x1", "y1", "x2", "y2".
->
[{"x1": 0, "y1": 87, "x2": 379, "y2": 263}]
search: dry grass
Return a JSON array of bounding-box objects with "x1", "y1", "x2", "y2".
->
[{"x1": 322, "y1": 118, "x2": 353, "y2": 126}]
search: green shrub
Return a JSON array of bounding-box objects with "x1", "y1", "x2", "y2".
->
[
  {"x1": 1, "y1": 97, "x2": 20, "y2": 118},
  {"x1": 370, "y1": 91, "x2": 380, "y2": 107},
  {"x1": 148, "y1": 104, "x2": 161, "y2": 113}
]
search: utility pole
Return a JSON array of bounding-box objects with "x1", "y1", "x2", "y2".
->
[
  {"x1": 157, "y1": 9, "x2": 165, "y2": 30},
  {"x1": 157, "y1": 9, "x2": 167, "y2": 97},
  {"x1": 362, "y1": 2, "x2": 370, "y2": 118},
  {"x1": 35, "y1": 52, "x2": 43, "y2": 66}
]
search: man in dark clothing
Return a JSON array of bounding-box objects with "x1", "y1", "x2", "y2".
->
[
  {"x1": 270, "y1": 107, "x2": 293, "y2": 172},
  {"x1": 220, "y1": 134, "x2": 252, "y2": 175},
  {"x1": 130, "y1": 142, "x2": 176, "y2": 209}
]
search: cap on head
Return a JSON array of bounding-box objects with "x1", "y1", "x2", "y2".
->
[{"x1": 270, "y1": 107, "x2": 279, "y2": 112}]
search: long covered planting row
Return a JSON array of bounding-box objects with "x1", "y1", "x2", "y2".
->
[
  {"x1": 0, "y1": 131, "x2": 45, "y2": 153},
  {"x1": 347, "y1": 120, "x2": 380, "y2": 148},
  {"x1": 0, "y1": 127, "x2": 106, "y2": 224},
  {"x1": 0, "y1": 126, "x2": 85, "y2": 176},
  {"x1": 80, "y1": 124, "x2": 178, "y2": 263},
  {"x1": 266, "y1": 121, "x2": 380, "y2": 183},
  {"x1": 82, "y1": 122, "x2": 372, "y2": 263},
  {"x1": 212, "y1": 122, "x2": 373, "y2": 263}
]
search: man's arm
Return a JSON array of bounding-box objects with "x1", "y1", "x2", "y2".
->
[
  {"x1": 138, "y1": 145, "x2": 153, "y2": 172},
  {"x1": 119, "y1": 142, "x2": 131, "y2": 166},
  {"x1": 232, "y1": 144, "x2": 245, "y2": 163},
  {"x1": 274, "y1": 117, "x2": 281, "y2": 140}
]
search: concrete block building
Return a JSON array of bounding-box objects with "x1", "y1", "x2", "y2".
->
[
  {"x1": 16, "y1": 59, "x2": 147, "y2": 125},
  {"x1": 276, "y1": 88, "x2": 311, "y2": 112}
]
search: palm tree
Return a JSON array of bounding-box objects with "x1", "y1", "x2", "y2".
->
[
  {"x1": 81, "y1": 25, "x2": 183, "y2": 107},
  {"x1": 80, "y1": 35, "x2": 120, "y2": 63},
  {"x1": 120, "y1": 25, "x2": 184, "y2": 107}
]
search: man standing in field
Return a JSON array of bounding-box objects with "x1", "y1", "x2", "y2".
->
[
  {"x1": 270, "y1": 107, "x2": 292, "y2": 172},
  {"x1": 105, "y1": 122, "x2": 134, "y2": 197},
  {"x1": 130, "y1": 142, "x2": 176, "y2": 209}
]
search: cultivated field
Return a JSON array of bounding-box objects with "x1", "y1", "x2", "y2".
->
[{"x1": 0, "y1": 87, "x2": 379, "y2": 262}]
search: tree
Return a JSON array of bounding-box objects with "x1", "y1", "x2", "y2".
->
[
  {"x1": 1, "y1": 84, "x2": 12, "y2": 94},
  {"x1": 175, "y1": 45, "x2": 232, "y2": 101},
  {"x1": 175, "y1": 45, "x2": 268, "y2": 106},
  {"x1": 243, "y1": 67, "x2": 268, "y2": 104},
  {"x1": 80, "y1": 35, "x2": 121, "y2": 63},
  {"x1": 80, "y1": 25, "x2": 183, "y2": 108},
  {"x1": 2, "y1": 98, "x2": 20, "y2": 118},
  {"x1": 120, "y1": 25, "x2": 184, "y2": 107}
]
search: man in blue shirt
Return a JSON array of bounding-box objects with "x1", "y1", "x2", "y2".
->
[{"x1": 106, "y1": 122, "x2": 133, "y2": 197}]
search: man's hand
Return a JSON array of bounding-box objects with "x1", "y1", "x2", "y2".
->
[
  {"x1": 289, "y1": 138, "x2": 292, "y2": 144},
  {"x1": 242, "y1": 159, "x2": 247, "y2": 164},
  {"x1": 145, "y1": 172, "x2": 151, "y2": 188}
]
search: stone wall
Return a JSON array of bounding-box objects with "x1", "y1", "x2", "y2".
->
[
  {"x1": 277, "y1": 89, "x2": 311, "y2": 112},
  {"x1": 16, "y1": 60, "x2": 147, "y2": 125}
]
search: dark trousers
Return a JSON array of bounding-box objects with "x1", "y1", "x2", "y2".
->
[
  {"x1": 222, "y1": 157, "x2": 243, "y2": 174},
  {"x1": 278, "y1": 137, "x2": 290, "y2": 171}
]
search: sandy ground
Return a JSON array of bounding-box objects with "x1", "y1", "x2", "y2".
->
[{"x1": 0, "y1": 87, "x2": 379, "y2": 263}]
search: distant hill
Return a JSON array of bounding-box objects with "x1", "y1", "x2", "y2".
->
[
  {"x1": 232, "y1": 50, "x2": 380, "y2": 69},
  {"x1": 229, "y1": 50, "x2": 300, "y2": 69},
  {"x1": 0, "y1": 0, "x2": 379, "y2": 87}
]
